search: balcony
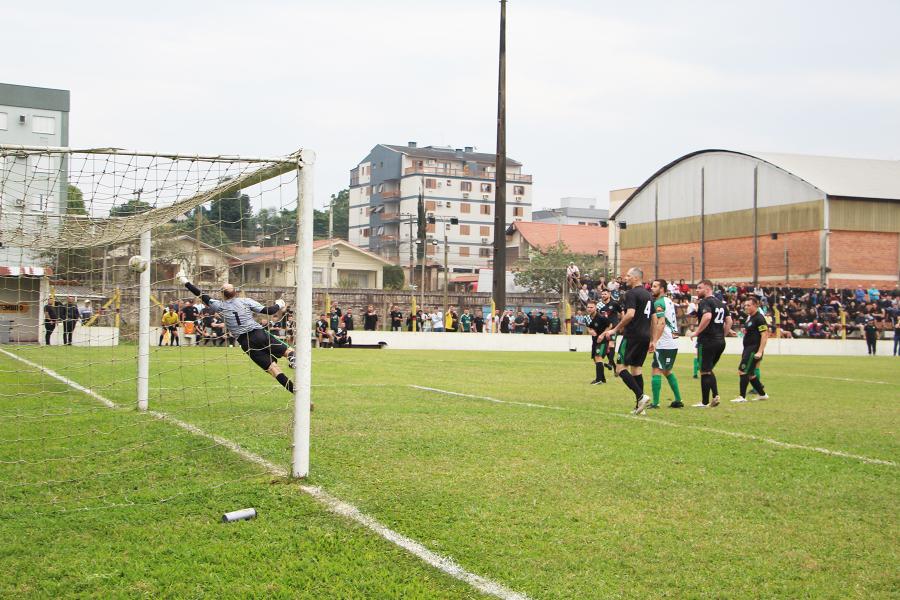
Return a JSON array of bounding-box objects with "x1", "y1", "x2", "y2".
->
[
  {"x1": 381, "y1": 212, "x2": 402, "y2": 223},
  {"x1": 403, "y1": 165, "x2": 533, "y2": 183},
  {"x1": 381, "y1": 189, "x2": 401, "y2": 199}
]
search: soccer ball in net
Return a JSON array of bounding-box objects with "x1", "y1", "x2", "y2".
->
[{"x1": 128, "y1": 255, "x2": 149, "y2": 273}]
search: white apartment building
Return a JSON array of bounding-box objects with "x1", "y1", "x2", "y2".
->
[{"x1": 348, "y1": 142, "x2": 533, "y2": 274}]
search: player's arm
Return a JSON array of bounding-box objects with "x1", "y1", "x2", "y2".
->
[
  {"x1": 178, "y1": 270, "x2": 212, "y2": 305},
  {"x1": 724, "y1": 313, "x2": 734, "y2": 336},
  {"x1": 756, "y1": 321, "x2": 769, "y2": 358},
  {"x1": 691, "y1": 311, "x2": 711, "y2": 338},
  {"x1": 605, "y1": 308, "x2": 634, "y2": 339},
  {"x1": 650, "y1": 305, "x2": 665, "y2": 347},
  {"x1": 253, "y1": 299, "x2": 286, "y2": 316}
]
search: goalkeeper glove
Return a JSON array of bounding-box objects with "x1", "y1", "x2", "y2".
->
[
  {"x1": 275, "y1": 298, "x2": 286, "y2": 310},
  {"x1": 176, "y1": 269, "x2": 189, "y2": 285}
]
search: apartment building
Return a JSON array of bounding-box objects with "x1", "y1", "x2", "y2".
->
[
  {"x1": 348, "y1": 142, "x2": 532, "y2": 275},
  {"x1": 532, "y1": 197, "x2": 609, "y2": 226}
]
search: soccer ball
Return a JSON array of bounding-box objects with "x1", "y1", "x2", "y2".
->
[{"x1": 128, "y1": 255, "x2": 149, "y2": 273}]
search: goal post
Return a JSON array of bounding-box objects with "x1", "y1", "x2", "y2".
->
[{"x1": 0, "y1": 144, "x2": 316, "y2": 484}]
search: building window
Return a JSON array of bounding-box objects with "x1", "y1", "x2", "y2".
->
[
  {"x1": 513, "y1": 207, "x2": 523, "y2": 217},
  {"x1": 426, "y1": 244, "x2": 436, "y2": 256},
  {"x1": 32, "y1": 116, "x2": 56, "y2": 135},
  {"x1": 376, "y1": 226, "x2": 384, "y2": 235},
  {"x1": 446, "y1": 179, "x2": 452, "y2": 186},
  {"x1": 460, "y1": 181, "x2": 472, "y2": 192},
  {"x1": 480, "y1": 183, "x2": 492, "y2": 193},
  {"x1": 578, "y1": 221, "x2": 586, "y2": 225},
  {"x1": 588, "y1": 222, "x2": 598, "y2": 226},
  {"x1": 513, "y1": 185, "x2": 525, "y2": 195},
  {"x1": 426, "y1": 223, "x2": 435, "y2": 233},
  {"x1": 0, "y1": 113, "x2": 7, "y2": 130},
  {"x1": 479, "y1": 247, "x2": 491, "y2": 258},
  {"x1": 425, "y1": 200, "x2": 436, "y2": 211},
  {"x1": 362, "y1": 228, "x2": 369, "y2": 238},
  {"x1": 459, "y1": 224, "x2": 470, "y2": 235},
  {"x1": 425, "y1": 178, "x2": 437, "y2": 189},
  {"x1": 460, "y1": 203, "x2": 471, "y2": 213},
  {"x1": 480, "y1": 225, "x2": 490, "y2": 236},
  {"x1": 480, "y1": 204, "x2": 491, "y2": 215},
  {"x1": 365, "y1": 186, "x2": 372, "y2": 196},
  {"x1": 264, "y1": 267, "x2": 271, "y2": 279},
  {"x1": 313, "y1": 268, "x2": 323, "y2": 285},
  {"x1": 459, "y1": 246, "x2": 470, "y2": 257}
]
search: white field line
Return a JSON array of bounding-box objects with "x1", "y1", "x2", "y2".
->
[
  {"x1": 410, "y1": 385, "x2": 897, "y2": 468},
  {"x1": 0, "y1": 350, "x2": 530, "y2": 600},
  {"x1": 780, "y1": 373, "x2": 897, "y2": 386}
]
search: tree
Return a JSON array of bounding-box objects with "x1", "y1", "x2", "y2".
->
[
  {"x1": 109, "y1": 198, "x2": 152, "y2": 217},
  {"x1": 512, "y1": 242, "x2": 607, "y2": 295},
  {"x1": 43, "y1": 185, "x2": 92, "y2": 280},
  {"x1": 207, "y1": 192, "x2": 252, "y2": 243},
  {"x1": 383, "y1": 265, "x2": 405, "y2": 290},
  {"x1": 66, "y1": 184, "x2": 86, "y2": 215},
  {"x1": 313, "y1": 189, "x2": 349, "y2": 240}
]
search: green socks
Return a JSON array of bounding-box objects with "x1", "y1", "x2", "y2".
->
[
  {"x1": 754, "y1": 367, "x2": 761, "y2": 379},
  {"x1": 651, "y1": 375, "x2": 662, "y2": 406},
  {"x1": 666, "y1": 373, "x2": 682, "y2": 402},
  {"x1": 693, "y1": 357, "x2": 699, "y2": 378}
]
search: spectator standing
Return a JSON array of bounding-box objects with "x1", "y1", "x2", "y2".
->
[
  {"x1": 389, "y1": 305, "x2": 403, "y2": 331},
  {"x1": 854, "y1": 285, "x2": 866, "y2": 304},
  {"x1": 893, "y1": 313, "x2": 900, "y2": 356},
  {"x1": 343, "y1": 308, "x2": 354, "y2": 331},
  {"x1": 447, "y1": 306, "x2": 459, "y2": 332},
  {"x1": 43, "y1": 300, "x2": 58, "y2": 345},
  {"x1": 500, "y1": 310, "x2": 511, "y2": 333},
  {"x1": 431, "y1": 308, "x2": 444, "y2": 332},
  {"x1": 473, "y1": 311, "x2": 485, "y2": 333},
  {"x1": 61, "y1": 296, "x2": 80, "y2": 346},
  {"x1": 868, "y1": 286, "x2": 880, "y2": 304},
  {"x1": 862, "y1": 316, "x2": 878, "y2": 355},
  {"x1": 513, "y1": 310, "x2": 525, "y2": 334},
  {"x1": 548, "y1": 310, "x2": 561, "y2": 334},
  {"x1": 159, "y1": 307, "x2": 180, "y2": 346},
  {"x1": 363, "y1": 305, "x2": 379, "y2": 331},
  {"x1": 460, "y1": 309, "x2": 473, "y2": 332},
  {"x1": 421, "y1": 309, "x2": 433, "y2": 332},
  {"x1": 329, "y1": 304, "x2": 342, "y2": 331},
  {"x1": 578, "y1": 284, "x2": 590, "y2": 308}
]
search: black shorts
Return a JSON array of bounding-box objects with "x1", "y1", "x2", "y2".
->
[
  {"x1": 739, "y1": 346, "x2": 762, "y2": 374},
  {"x1": 238, "y1": 328, "x2": 289, "y2": 371},
  {"x1": 697, "y1": 339, "x2": 726, "y2": 372},
  {"x1": 617, "y1": 335, "x2": 650, "y2": 367},
  {"x1": 591, "y1": 337, "x2": 609, "y2": 360}
]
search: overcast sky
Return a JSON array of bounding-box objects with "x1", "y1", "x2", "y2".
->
[{"x1": 6, "y1": 0, "x2": 900, "y2": 210}]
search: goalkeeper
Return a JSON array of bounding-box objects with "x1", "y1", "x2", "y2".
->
[{"x1": 178, "y1": 271, "x2": 296, "y2": 394}]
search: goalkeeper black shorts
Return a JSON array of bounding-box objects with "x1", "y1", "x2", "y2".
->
[{"x1": 238, "y1": 328, "x2": 289, "y2": 371}]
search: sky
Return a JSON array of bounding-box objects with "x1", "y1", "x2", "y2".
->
[{"x1": 5, "y1": 0, "x2": 900, "y2": 211}]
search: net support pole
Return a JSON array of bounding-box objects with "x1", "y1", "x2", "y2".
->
[
  {"x1": 292, "y1": 151, "x2": 316, "y2": 478},
  {"x1": 137, "y1": 229, "x2": 151, "y2": 411}
]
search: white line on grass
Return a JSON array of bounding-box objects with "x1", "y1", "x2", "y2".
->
[
  {"x1": 0, "y1": 350, "x2": 530, "y2": 600},
  {"x1": 410, "y1": 385, "x2": 897, "y2": 468},
  {"x1": 781, "y1": 373, "x2": 897, "y2": 386}
]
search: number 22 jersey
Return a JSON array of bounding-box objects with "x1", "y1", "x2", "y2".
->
[{"x1": 696, "y1": 296, "x2": 727, "y2": 343}]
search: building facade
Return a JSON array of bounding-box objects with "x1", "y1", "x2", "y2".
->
[
  {"x1": 532, "y1": 197, "x2": 609, "y2": 226},
  {"x1": 348, "y1": 143, "x2": 533, "y2": 276},
  {"x1": 611, "y1": 150, "x2": 900, "y2": 288},
  {"x1": 0, "y1": 83, "x2": 71, "y2": 342}
]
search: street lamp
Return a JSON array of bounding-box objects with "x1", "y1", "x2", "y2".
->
[{"x1": 427, "y1": 215, "x2": 458, "y2": 319}]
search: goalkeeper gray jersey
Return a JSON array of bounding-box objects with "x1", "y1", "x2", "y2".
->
[{"x1": 206, "y1": 297, "x2": 264, "y2": 336}]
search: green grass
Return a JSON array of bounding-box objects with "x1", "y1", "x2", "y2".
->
[{"x1": 1, "y1": 345, "x2": 897, "y2": 598}]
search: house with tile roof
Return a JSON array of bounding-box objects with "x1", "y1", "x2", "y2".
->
[{"x1": 505, "y1": 221, "x2": 609, "y2": 263}]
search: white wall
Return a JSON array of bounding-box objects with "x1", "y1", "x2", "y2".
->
[
  {"x1": 346, "y1": 330, "x2": 878, "y2": 356},
  {"x1": 43, "y1": 326, "x2": 119, "y2": 346}
]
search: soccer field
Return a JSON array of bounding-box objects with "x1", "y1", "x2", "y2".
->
[{"x1": 1, "y1": 346, "x2": 897, "y2": 598}]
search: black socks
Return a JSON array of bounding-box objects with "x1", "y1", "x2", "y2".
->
[
  {"x1": 749, "y1": 377, "x2": 765, "y2": 396},
  {"x1": 276, "y1": 373, "x2": 294, "y2": 393},
  {"x1": 739, "y1": 374, "x2": 750, "y2": 398},
  {"x1": 700, "y1": 374, "x2": 711, "y2": 405},
  {"x1": 619, "y1": 371, "x2": 642, "y2": 400},
  {"x1": 595, "y1": 362, "x2": 605, "y2": 382},
  {"x1": 635, "y1": 374, "x2": 644, "y2": 395}
]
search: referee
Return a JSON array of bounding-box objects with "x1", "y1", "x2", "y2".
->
[{"x1": 178, "y1": 271, "x2": 298, "y2": 396}]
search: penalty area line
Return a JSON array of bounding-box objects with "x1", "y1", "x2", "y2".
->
[
  {"x1": 0, "y1": 350, "x2": 531, "y2": 600},
  {"x1": 410, "y1": 385, "x2": 896, "y2": 468}
]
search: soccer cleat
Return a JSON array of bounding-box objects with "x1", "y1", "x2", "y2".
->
[
  {"x1": 692, "y1": 402, "x2": 708, "y2": 408},
  {"x1": 710, "y1": 396, "x2": 720, "y2": 408},
  {"x1": 633, "y1": 395, "x2": 652, "y2": 415},
  {"x1": 669, "y1": 401, "x2": 684, "y2": 408},
  {"x1": 754, "y1": 394, "x2": 769, "y2": 400},
  {"x1": 590, "y1": 379, "x2": 606, "y2": 385},
  {"x1": 288, "y1": 353, "x2": 296, "y2": 369},
  {"x1": 647, "y1": 404, "x2": 660, "y2": 409},
  {"x1": 731, "y1": 396, "x2": 748, "y2": 403}
]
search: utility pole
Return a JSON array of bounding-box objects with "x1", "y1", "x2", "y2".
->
[
  {"x1": 752, "y1": 166, "x2": 759, "y2": 285},
  {"x1": 194, "y1": 206, "x2": 201, "y2": 281},
  {"x1": 492, "y1": 0, "x2": 508, "y2": 313},
  {"x1": 443, "y1": 227, "x2": 449, "y2": 322},
  {"x1": 784, "y1": 245, "x2": 790, "y2": 285},
  {"x1": 700, "y1": 167, "x2": 706, "y2": 281},
  {"x1": 407, "y1": 216, "x2": 415, "y2": 288},
  {"x1": 326, "y1": 194, "x2": 334, "y2": 289}
]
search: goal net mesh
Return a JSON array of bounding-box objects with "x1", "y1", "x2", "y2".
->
[{"x1": 0, "y1": 146, "x2": 307, "y2": 517}]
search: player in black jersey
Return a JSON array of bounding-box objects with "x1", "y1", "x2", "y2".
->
[
  {"x1": 689, "y1": 280, "x2": 733, "y2": 408},
  {"x1": 600, "y1": 267, "x2": 653, "y2": 414},
  {"x1": 597, "y1": 289, "x2": 621, "y2": 369},
  {"x1": 586, "y1": 300, "x2": 611, "y2": 384},
  {"x1": 731, "y1": 296, "x2": 770, "y2": 403}
]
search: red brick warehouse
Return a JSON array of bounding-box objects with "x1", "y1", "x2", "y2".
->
[{"x1": 607, "y1": 150, "x2": 900, "y2": 288}]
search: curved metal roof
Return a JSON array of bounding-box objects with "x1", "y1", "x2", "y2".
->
[{"x1": 612, "y1": 149, "x2": 900, "y2": 218}]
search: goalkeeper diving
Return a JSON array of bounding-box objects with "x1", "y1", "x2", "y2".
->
[{"x1": 178, "y1": 270, "x2": 297, "y2": 395}]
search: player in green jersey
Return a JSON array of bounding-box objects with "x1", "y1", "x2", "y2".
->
[{"x1": 648, "y1": 279, "x2": 684, "y2": 408}]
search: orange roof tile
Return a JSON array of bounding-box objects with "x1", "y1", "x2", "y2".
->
[{"x1": 509, "y1": 221, "x2": 609, "y2": 255}]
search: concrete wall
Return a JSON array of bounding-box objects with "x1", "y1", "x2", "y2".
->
[{"x1": 346, "y1": 330, "x2": 883, "y2": 357}]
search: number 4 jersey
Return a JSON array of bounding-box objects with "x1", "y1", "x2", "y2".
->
[{"x1": 623, "y1": 285, "x2": 654, "y2": 340}]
